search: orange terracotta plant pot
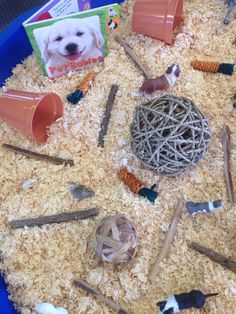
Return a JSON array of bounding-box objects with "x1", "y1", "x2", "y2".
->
[
  {"x1": 0, "y1": 90, "x2": 63, "y2": 143},
  {"x1": 132, "y1": 0, "x2": 184, "y2": 45}
]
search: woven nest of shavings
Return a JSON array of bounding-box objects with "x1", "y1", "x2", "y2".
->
[
  {"x1": 92, "y1": 214, "x2": 137, "y2": 264},
  {"x1": 131, "y1": 94, "x2": 211, "y2": 176}
]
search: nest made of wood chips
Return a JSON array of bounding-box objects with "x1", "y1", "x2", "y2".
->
[
  {"x1": 131, "y1": 94, "x2": 211, "y2": 176},
  {"x1": 92, "y1": 214, "x2": 137, "y2": 264}
]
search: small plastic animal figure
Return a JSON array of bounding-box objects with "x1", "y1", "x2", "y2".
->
[
  {"x1": 223, "y1": 0, "x2": 236, "y2": 24},
  {"x1": 35, "y1": 303, "x2": 68, "y2": 314},
  {"x1": 157, "y1": 290, "x2": 218, "y2": 314},
  {"x1": 67, "y1": 182, "x2": 94, "y2": 200},
  {"x1": 138, "y1": 64, "x2": 180, "y2": 98},
  {"x1": 186, "y1": 200, "x2": 223, "y2": 215}
]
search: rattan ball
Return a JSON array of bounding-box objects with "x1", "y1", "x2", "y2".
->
[
  {"x1": 131, "y1": 94, "x2": 211, "y2": 176},
  {"x1": 92, "y1": 214, "x2": 137, "y2": 264}
]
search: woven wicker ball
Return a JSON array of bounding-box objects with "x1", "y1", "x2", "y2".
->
[
  {"x1": 92, "y1": 214, "x2": 137, "y2": 264},
  {"x1": 131, "y1": 94, "x2": 211, "y2": 176}
]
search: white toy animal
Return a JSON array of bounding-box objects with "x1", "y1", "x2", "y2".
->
[{"x1": 35, "y1": 303, "x2": 68, "y2": 314}]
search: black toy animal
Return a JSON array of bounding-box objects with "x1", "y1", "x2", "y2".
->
[{"x1": 157, "y1": 290, "x2": 218, "y2": 314}]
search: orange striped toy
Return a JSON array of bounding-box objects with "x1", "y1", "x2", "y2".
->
[
  {"x1": 118, "y1": 167, "x2": 158, "y2": 203},
  {"x1": 191, "y1": 60, "x2": 234, "y2": 76},
  {"x1": 67, "y1": 72, "x2": 97, "y2": 104}
]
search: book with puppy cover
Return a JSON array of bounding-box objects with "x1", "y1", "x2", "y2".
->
[{"x1": 23, "y1": 0, "x2": 120, "y2": 79}]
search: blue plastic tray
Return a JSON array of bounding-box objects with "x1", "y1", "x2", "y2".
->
[
  {"x1": 0, "y1": 275, "x2": 18, "y2": 314},
  {"x1": 0, "y1": 0, "x2": 124, "y2": 87}
]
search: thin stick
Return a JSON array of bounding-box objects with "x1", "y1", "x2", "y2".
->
[
  {"x1": 10, "y1": 208, "x2": 98, "y2": 229},
  {"x1": 98, "y1": 85, "x2": 118, "y2": 148},
  {"x1": 73, "y1": 279, "x2": 128, "y2": 314},
  {"x1": 222, "y1": 126, "x2": 235, "y2": 203},
  {"x1": 3, "y1": 143, "x2": 74, "y2": 166},
  {"x1": 115, "y1": 35, "x2": 152, "y2": 80},
  {"x1": 190, "y1": 242, "x2": 236, "y2": 275},
  {"x1": 148, "y1": 198, "x2": 184, "y2": 283}
]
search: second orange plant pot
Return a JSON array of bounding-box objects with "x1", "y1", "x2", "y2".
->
[
  {"x1": 132, "y1": 0, "x2": 184, "y2": 45},
  {"x1": 0, "y1": 90, "x2": 63, "y2": 143}
]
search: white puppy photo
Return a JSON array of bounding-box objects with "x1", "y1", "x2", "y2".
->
[{"x1": 34, "y1": 16, "x2": 105, "y2": 78}]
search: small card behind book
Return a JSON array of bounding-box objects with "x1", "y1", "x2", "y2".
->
[{"x1": 23, "y1": 0, "x2": 120, "y2": 79}]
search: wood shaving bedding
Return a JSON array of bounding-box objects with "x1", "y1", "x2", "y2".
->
[{"x1": 0, "y1": 0, "x2": 236, "y2": 313}]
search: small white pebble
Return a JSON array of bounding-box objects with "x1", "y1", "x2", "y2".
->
[
  {"x1": 122, "y1": 158, "x2": 128, "y2": 166},
  {"x1": 131, "y1": 91, "x2": 141, "y2": 97},
  {"x1": 67, "y1": 70, "x2": 75, "y2": 78},
  {"x1": 21, "y1": 178, "x2": 37, "y2": 191}
]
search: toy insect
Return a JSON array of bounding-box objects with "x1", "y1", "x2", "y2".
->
[
  {"x1": 66, "y1": 72, "x2": 97, "y2": 104},
  {"x1": 186, "y1": 200, "x2": 223, "y2": 215},
  {"x1": 137, "y1": 64, "x2": 180, "y2": 98},
  {"x1": 67, "y1": 182, "x2": 94, "y2": 200},
  {"x1": 223, "y1": 0, "x2": 236, "y2": 24},
  {"x1": 157, "y1": 290, "x2": 218, "y2": 314},
  {"x1": 117, "y1": 167, "x2": 158, "y2": 203}
]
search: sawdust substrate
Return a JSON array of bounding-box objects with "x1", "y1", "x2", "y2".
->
[{"x1": 0, "y1": 1, "x2": 236, "y2": 313}]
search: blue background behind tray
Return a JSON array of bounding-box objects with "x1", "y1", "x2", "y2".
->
[
  {"x1": 0, "y1": 275, "x2": 19, "y2": 314},
  {"x1": 0, "y1": 1, "x2": 124, "y2": 313},
  {"x1": 0, "y1": 0, "x2": 124, "y2": 87}
]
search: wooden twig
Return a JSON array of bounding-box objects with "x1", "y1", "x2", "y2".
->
[
  {"x1": 98, "y1": 85, "x2": 118, "y2": 148},
  {"x1": 10, "y1": 208, "x2": 98, "y2": 229},
  {"x1": 222, "y1": 126, "x2": 235, "y2": 203},
  {"x1": 115, "y1": 35, "x2": 152, "y2": 80},
  {"x1": 3, "y1": 143, "x2": 74, "y2": 166},
  {"x1": 190, "y1": 242, "x2": 236, "y2": 275},
  {"x1": 148, "y1": 198, "x2": 185, "y2": 283},
  {"x1": 73, "y1": 279, "x2": 128, "y2": 314}
]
